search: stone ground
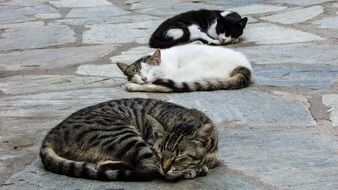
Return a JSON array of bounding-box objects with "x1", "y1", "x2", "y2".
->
[{"x1": 0, "y1": 0, "x2": 338, "y2": 189}]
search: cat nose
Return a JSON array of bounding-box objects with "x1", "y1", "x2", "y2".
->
[{"x1": 141, "y1": 76, "x2": 148, "y2": 82}]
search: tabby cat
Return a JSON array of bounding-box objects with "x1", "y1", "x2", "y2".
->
[
  {"x1": 149, "y1": 9, "x2": 248, "y2": 48},
  {"x1": 117, "y1": 43, "x2": 252, "y2": 92},
  {"x1": 40, "y1": 98, "x2": 218, "y2": 181}
]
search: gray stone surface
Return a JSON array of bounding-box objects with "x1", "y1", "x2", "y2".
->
[
  {"x1": 67, "y1": 6, "x2": 128, "y2": 18},
  {"x1": 0, "y1": 45, "x2": 117, "y2": 71},
  {"x1": 58, "y1": 14, "x2": 159, "y2": 25},
  {"x1": 1, "y1": 0, "x2": 338, "y2": 189},
  {"x1": 0, "y1": 21, "x2": 44, "y2": 29},
  {"x1": 260, "y1": 6, "x2": 324, "y2": 24},
  {"x1": 207, "y1": 0, "x2": 265, "y2": 7},
  {"x1": 76, "y1": 64, "x2": 125, "y2": 78},
  {"x1": 110, "y1": 46, "x2": 154, "y2": 63},
  {"x1": 244, "y1": 23, "x2": 324, "y2": 44},
  {"x1": 168, "y1": 90, "x2": 316, "y2": 126},
  {"x1": 275, "y1": 0, "x2": 332, "y2": 6},
  {"x1": 0, "y1": 75, "x2": 124, "y2": 95},
  {"x1": 0, "y1": 5, "x2": 58, "y2": 24},
  {"x1": 50, "y1": 0, "x2": 111, "y2": 7},
  {"x1": 322, "y1": 94, "x2": 338, "y2": 127},
  {"x1": 254, "y1": 64, "x2": 338, "y2": 89},
  {"x1": 231, "y1": 4, "x2": 287, "y2": 15},
  {"x1": 0, "y1": 24, "x2": 75, "y2": 51},
  {"x1": 83, "y1": 21, "x2": 162, "y2": 44},
  {"x1": 314, "y1": 16, "x2": 338, "y2": 30},
  {"x1": 237, "y1": 43, "x2": 338, "y2": 66},
  {"x1": 219, "y1": 126, "x2": 338, "y2": 189},
  {"x1": 135, "y1": 3, "x2": 226, "y2": 16}
]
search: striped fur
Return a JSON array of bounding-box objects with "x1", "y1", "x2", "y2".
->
[
  {"x1": 153, "y1": 66, "x2": 251, "y2": 92},
  {"x1": 126, "y1": 66, "x2": 251, "y2": 92},
  {"x1": 40, "y1": 98, "x2": 218, "y2": 181}
]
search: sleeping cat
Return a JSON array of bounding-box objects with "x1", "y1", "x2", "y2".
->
[
  {"x1": 149, "y1": 9, "x2": 248, "y2": 48},
  {"x1": 40, "y1": 98, "x2": 218, "y2": 181},
  {"x1": 117, "y1": 44, "x2": 252, "y2": 92}
]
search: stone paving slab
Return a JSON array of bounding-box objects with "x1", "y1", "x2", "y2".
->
[
  {"x1": 313, "y1": 15, "x2": 338, "y2": 30},
  {"x1": 1, "y1": 0, "x2": 338, "y2": 189},
  {"x1": 244, "y1": 23, "x2": 324, "y2": 45},
  {"x1": 322, "y1": 94, "x2": 338, "y2": 127},
  {"x1": 219, "y1": 126, "x2": 338, "y2": 189},
  {"x1": 275, "y1": 0, "x2": 332, "y2": 6},
  {"x1": 83, "y1": 20, "x2": 162, "y2": 44},
  {"x1": 0, "y1": 24, "x2": 75, "y2": 51},
  {"x1": 260, "y1": 6, "x2": 324, "y2": 24},
  {"x1": 253, "y1": 64, "x2": 338, "y2": 89},
  {"x1": 0, "y1": 45, "x2": 117, "y2": 71},
  {"x1": 237, "y1": 43, "x2": 338, "y2": 66},
  {"x1": 168, "y1": 90, "x2": 316, "y2": 126},
  {"x1": 50, "y1": 0, "x2": 112, "y2": 8},
  {"x1": 76, "y1": 64, "x2": 125, "y2": 78},
  {"x1": 231, "y1": 4, "x2": 287, "y2": 15},
  {"x1": 0, "y1": 75, "x2": 124, "y2": 95}
]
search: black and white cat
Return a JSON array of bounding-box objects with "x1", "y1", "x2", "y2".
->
[{"x1": 149, "y1": 9, "x2": 248, "y2": 48}]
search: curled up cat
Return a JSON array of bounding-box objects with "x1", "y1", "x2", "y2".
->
[
  {"x1": 149, "y1": 9, "x2": 248, "y2": 48},
  {"x1": 117, "y1": 44, "x2": 252, "y2": 93},
  {"x1": 40, "y1": 98, "x2": 218, "y2": 181}
]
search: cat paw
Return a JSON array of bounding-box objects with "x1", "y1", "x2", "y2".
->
[
  {"x1": 126, "y1": 82, "x2": 139, "y2": 92},
  {"x1": 191, "y1": 40, "x2": 204, "y2": 45},
  {"x1": 196, "y1": 166, "x2": 208, "y2": 176},
  {"x1": 183, "y1": 169, "x2": 197, "y2": 179},
  {"x1": 208, "y1": 40, "x2": 221, "y2": 45}
]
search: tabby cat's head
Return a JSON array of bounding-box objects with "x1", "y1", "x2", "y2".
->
[
  {"x1": 117, "y1": 50, "x2": 161, "y2": 84},
  {"x1": 146, "y1": 114, "x2": 215, "y2": 180}
]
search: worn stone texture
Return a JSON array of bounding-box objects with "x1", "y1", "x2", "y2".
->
[
  {"x1": 260, "y1": 6, "x2": 324, "y2": 24},
  {"x1": 237, "y1": 43, "x2": 338, "y2": 66},
  {"x1": 322, "y1": 94, "x2": 338, "y2": 127},
  {"x1": 1, "y1": 0, "x2": 338, "y2": 189},
  {"x1": 168, "y1": 90, "x2": 316, "y2": 126},
  {"x1": 0, "y1": 45, "x2": 117, "y2": 71},
  {"x1": 314, "y1": 15, "x2": 338, "y2": 30},
  {"x1": 0, "y1": 24, "x2": 76, "y2": 51},
  {"x1": 76, "y1": 64, "x2": 125, "y2": 78},
  {"x1": 0, "y1": 75, "x2": 124, "y2": 95},
  {"x1": 244, "y1": 23, "x2": 324, "y2": 45},
  {"x1": 254, "y1": 64, "x2": 338, "y2": 89}
]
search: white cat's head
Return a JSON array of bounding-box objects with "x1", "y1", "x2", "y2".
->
[{"x1": 117, "y1": 50, "x2": 161, "y2": 84}]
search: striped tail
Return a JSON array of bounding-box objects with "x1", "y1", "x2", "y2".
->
[
  {"x1": 152, "y1": 66, "x2": 251, "y2": 92},
  {"x1": 40, "y1": 144, "x2": 154, "y2": 181}
]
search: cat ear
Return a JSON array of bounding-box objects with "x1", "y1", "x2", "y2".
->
[
  {"x1": 146, "y1": 114, "x2": 166, "y2": 138},
  {"x1": 238, "y1": 17, "x2": 248, "y2": 29},
  {"x1": 151, "y1": 49, "x2": 161, "y2": 65},
  {"x1": 116, "y1": 63, "x2": 129, "y2": 75},
  {"x1": 192, "y1": 124, "x2": 214, "y2": 142}
]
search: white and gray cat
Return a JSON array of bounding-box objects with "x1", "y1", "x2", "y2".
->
[
  {"x1": 149, "y1": 9, "x2": 248, "y2": 48},
  {"x1": 117, "y1": 43, "x2": 252, "y2": 92}
]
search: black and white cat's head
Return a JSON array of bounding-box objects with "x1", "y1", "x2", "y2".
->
[
  {"x1": 216, "y1": 11, "x2": 247, "y2": 43},
  {"x1": 117, "y1": 50, "x2": 161, "y2": 84}
]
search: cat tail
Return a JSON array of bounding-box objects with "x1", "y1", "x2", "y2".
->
[
  {"x1": 152, "y1": 66, "x2": 251, "y2": 92},
  {"x1": 40, "y1": 143, "x2": 154, "y2": 181},
  {"x1": 149, "y1": 22, "x2": 190, "y2": 48}
]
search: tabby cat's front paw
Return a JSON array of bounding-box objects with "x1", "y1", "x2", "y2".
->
[{"x1": 183, "y1": 169, "x2": 197, "y2": 179}]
